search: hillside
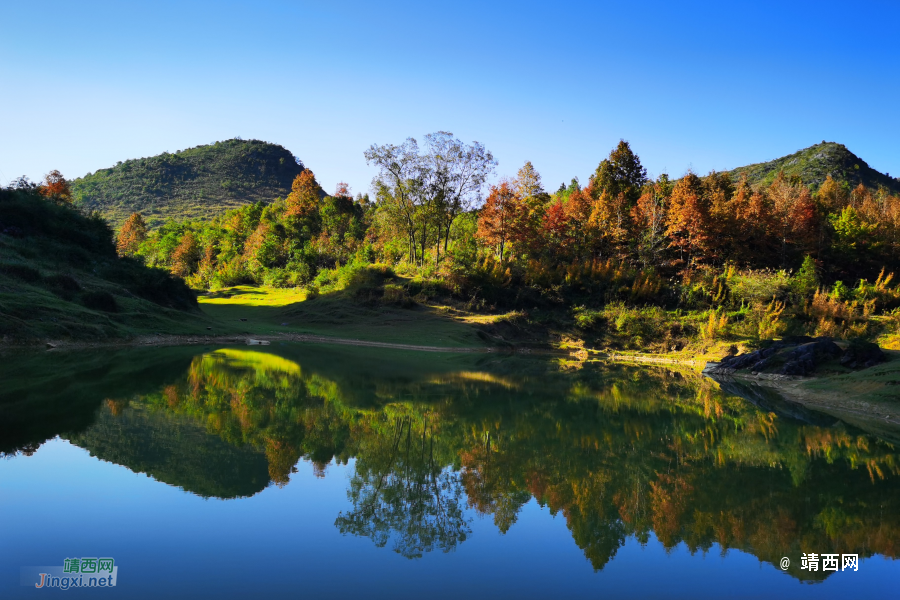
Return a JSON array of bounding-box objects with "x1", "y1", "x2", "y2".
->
[
  {"x1": 72, "y1": 139, "x2": 307, "y2": 229},
  {"x1": 0, "y1": 187, "x2": 209, "y2": 342},
  {"x1": 726, "y1": 142, "x2": 900, "y2": 193}
]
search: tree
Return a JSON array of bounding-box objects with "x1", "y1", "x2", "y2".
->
[
  {"x1": 792, "y1": 255, "x2": 819, "y2": 298},
  {"x1": 830, "y1": 205, "x2": 875, "y2": 257},
  {"x1": 334, "y1": 182, "x2": 351, "y2": 198},
  {"x1": 117, "y1": 212, "x2": 147, "y2": 257},
  {"x1": 541, "y1": 199, "x2": 571, "y2": 254},
  {"x1": 422, "y1": 132, "x2": 496, "y2": 264},
  {"x1": 477, "y1": 182, "x2": 522, "y2": 258},
  {"x1": 39, "y1": 170, "x2": 72, "y2": 203},
  {"x1": 768, "y1": 172, "x2": 816, "y2": 266},
  {"x1": 367, "y1": 133, "x2": 495, "y2": 266},
  {"x1": 592, "y1": 140, "x2": 648, "y2": 205},
  {"x1": 7, "y1": 175, "x2": 37, "y2": 190},
  {"x1": 632, "y1": 175, "x2": 671, "y2": 267},
  {"x1": 170, "y1": 232, "x2": 200, "y2": 277},
  {"x1": 285, "y1": 170, "x2": 322, "y2": 240},
  {"x1": 665, "y1": 172, "x2": 710, "y2": 267},
  {"x1": 589, "y1": 141, "x2": 648, "y2": 257},
  {"x1": 515, "y1": 161, "x2": 544, "y2": 199}
]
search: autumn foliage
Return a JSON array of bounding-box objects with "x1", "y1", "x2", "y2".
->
[
  {"x1": 117, "y1": 212, "x2": 148, "y2": 257},
  {"x1": 39, "y1": 170, "x2": 72, "y2": 204}
]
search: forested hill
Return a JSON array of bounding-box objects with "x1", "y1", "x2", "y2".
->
[
  {"x1": 726, "y1": 142, "x2": 900, "y2": 194},
  {"x1": 72, "y1": 139, "x2": 307, "y2": 229}
]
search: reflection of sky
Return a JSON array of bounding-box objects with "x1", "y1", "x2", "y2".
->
[{"x1": 1, "y1": 438, "x2": 896, "y2": 599}]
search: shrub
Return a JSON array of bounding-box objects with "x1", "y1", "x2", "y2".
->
[
  {"x1": 382, "y1": 283, "x2": 414, "y2": 308},
  {"x1": 45, "y1": 274, "x2": 82, "y2": 300},
  {"x1": 702, "y1": 308, "x2": 729, "y2": 340},
  {"x1": 757, "y1": 299, "x2": 786, "y2": 340},
  {"x1": 790, "y1": 255, "x2": 819, "y2": 298},
  {"x1": 82, "y1": 290, "x2": 118, "y2": 312},
  {"x1": 210, "y1": 260, "x2": 254, "y2": 288},
  {"x1": 0, "y1": 263, "x2": 41, "y2": 283},
  {"x1": 602, "y1": 303, "x2": 668, "y2": 347},
  {"x1": 729, "y1": 269, "x2": 790, "y2": 306},
  {"x1": 573, "y1": 306, "x2": 604, "y2": 330},
  {"x1": 45, "y1": 274, "x2": 81, "y2": 292}
]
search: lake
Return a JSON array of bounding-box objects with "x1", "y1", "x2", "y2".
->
[{"x1": 1, "y1": 343, "x2": 898, "y2": 598}]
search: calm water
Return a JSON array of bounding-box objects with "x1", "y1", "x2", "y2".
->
[{"x1": 1, "y1": 344, "x2": 898, "y2": 598}]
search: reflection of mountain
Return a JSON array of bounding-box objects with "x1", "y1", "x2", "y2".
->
[
  {"x1": 0, "y1": 346, "x2": 198, "y2": 455},
  {"x1": 4, "y1": 343, "x2": 900, "y2": 580},
  {"x1": 69, "y1": 404, "x2": 270, "y2": 499}
]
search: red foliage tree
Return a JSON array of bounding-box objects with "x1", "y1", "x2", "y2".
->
[
  {"x1": 39, "y1": 170, "x2": 72, "y2": 204},
  {"x1": 477, "y1": 182, "x2": 524, "y2": 258}
]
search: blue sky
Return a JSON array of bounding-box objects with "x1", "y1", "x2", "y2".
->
[{"x1": 1, "y1": 0, "x2": 898, "y2": 196}]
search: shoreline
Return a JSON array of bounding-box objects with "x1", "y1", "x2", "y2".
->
[{"x1": 3, "y1": 332, "x2": 500, "y2": 354}]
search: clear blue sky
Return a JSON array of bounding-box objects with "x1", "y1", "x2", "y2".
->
[{"x1": 2, "y1": 0, "x2": 898, "y2": 196}]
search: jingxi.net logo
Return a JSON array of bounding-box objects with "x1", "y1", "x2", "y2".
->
[{"x1": 21, "y1": 557, "x2": 118, "y2": 589}]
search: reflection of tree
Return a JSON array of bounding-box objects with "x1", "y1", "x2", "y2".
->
[
  {"x1": 26, "y1": 344, "x2": 900, "y2": 580},
  {"x1": 335, "y1": 416, "x2": 471, "y2": 559},
  {"x1": 461, "y1": 430, "x2": 532, "y2": 533}
]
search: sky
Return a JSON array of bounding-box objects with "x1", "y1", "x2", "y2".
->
[{"x1": 1, "y1": 0, "x2": 898, "y2": 197}]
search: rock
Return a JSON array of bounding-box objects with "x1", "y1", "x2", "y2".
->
[
  {"x1": 840, "y1": 341, "x2": 886, "y2": 370},
  {"x1": 749, "y1": 357, "x2": 773, "y2": 372}
]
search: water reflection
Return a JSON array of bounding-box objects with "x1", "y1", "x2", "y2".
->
[{"x1": 2, "y1": 344, "x2": 899, "y2": 581}]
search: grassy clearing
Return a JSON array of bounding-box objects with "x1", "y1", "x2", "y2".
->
[{"x1": 197, "y1": 284, "x2": 487, "y2": 348}]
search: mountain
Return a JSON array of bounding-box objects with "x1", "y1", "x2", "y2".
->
[
  {"x1": 72, "y1": 139, "x2": 307, "y2": 229},
  {"x1": 725, "y1": 142, "x2": 900, "y2": 194}
]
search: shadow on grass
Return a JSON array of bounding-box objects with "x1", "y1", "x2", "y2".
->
[{"x1": 196, "y1": 268, "x2": 532, "y2": 348}]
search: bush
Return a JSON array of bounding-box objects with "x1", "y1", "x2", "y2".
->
[
  {"x1": 0, "y1": 263, "x2": 42, "y2": 283},
  {"x1": 573, "y1": 306, "x2": 604, "y2": 330},
  {"x1": 210, "y1": 260, "x2": 254, "y2": 289},
  {"x1": 45, "y1": 274, "x2": 82, "y2": 292},
  {"x1": 45, "y1": 274, "x2": 82, "y2": 300},
  {"x1": 382, "y1": 283, "x2": 414, "y2": 308},
  {"x1": 602, "y1": 303, "x2": 668, "y2": 347},
  {"x1": 729, "y1": 269, "x2": 790, "y2": 306},
  {"x1": 82, "y1": 291, "x2": 118, "y2": 312}
]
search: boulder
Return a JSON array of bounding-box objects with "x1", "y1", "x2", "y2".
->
[{"x1": 840, "y1": 341, "x2": 886, "y2": 370}]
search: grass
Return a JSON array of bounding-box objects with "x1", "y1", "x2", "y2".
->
[
  {"x1": 0, "y1": 188, "x2": 209, "y2": 342},
  {"x1": 197, "y1": 284, "x2": 488, "y2": 348},
  {"x1": 801, "y1": 350, "x2": 900, "y2": 404}
]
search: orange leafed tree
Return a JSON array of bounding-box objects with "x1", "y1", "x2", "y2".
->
[
  {"x1": 542, "y1": 200, "x2": 571, "y2": 252},
  {"x1": 665, "y1": 172, "x2": 710, "y2": 267},
  {"x1": 170, "y1": 232, "x2": 199, "y2": 277},
  {"x1": 334, "y1": 182, "x2": 351, "y2": 198},
  {"x1": 768, "y1": 172, "x2": 817, "y2": 265},
  {"x1": 39, "y1": 170, "x2": 72, "y2": 204},
  {"x1": 285, "y1": 170, "x2": 321, "y2": 220},
  {"x1": 477, "y1": 182, "x2": 523, "y2": 258},
  {"x1": 285, "y1": 169, "x2": 322, "y2": 239},
  {"x1": 117, "y1": 212, "x2": 148, "y2": 256}
]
